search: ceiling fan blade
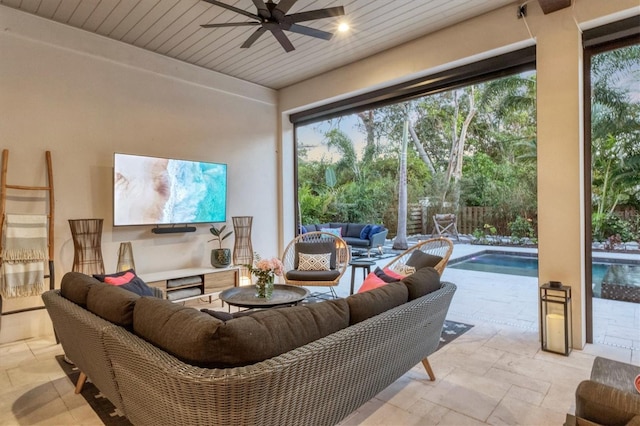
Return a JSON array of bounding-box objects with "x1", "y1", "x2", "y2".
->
[
  {"x1": 270, "y1": 28, "x2": 295, "y2": 52},
  {"x1": 251, "y1": 0, "x2": 270, "y2": 18},
  {"x1": 241, "y1": 27, "x2": 267, "y2": 48},
  {"x1": 201, "y1": 0, "x2": 261, "y2": 20},
  {"x1": 285, "y1": 6, "x2": 345, "y2": 23},
  {"x1": 287, "y1": 24, "x2": 333, "y2": 41},
  {"x1": 201, "y1": 22, "x2": 260, "y2": 28},
  {"x1": 273, "y1": 0, "x2": 297, "y2": 16}
]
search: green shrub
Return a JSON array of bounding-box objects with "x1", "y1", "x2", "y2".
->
[
  {"x1": 592, "y1": 213, "x2": 634, "y2": 242},
  {"x1": 509, "y1": 216, "x2": 535, "y2": 239}
]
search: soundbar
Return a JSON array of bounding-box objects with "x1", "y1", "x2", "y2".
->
[{"x1": 151, "y1": 226, "x2": 197, "y2": 234}]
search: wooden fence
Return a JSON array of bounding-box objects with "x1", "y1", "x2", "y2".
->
[
  {"x1": 402, "y1": 205, "x2": 636, "y2": 237},
  {"x1": 614, "y1": 207, "x2": 638, "y2": 222},
  {"x1": 405, "y1": 205, "x2": 514, "y2": 236}
]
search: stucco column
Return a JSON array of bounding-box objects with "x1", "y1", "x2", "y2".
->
[{"x1": 535, "y1": 11, "x2": 586, "y2": 349}]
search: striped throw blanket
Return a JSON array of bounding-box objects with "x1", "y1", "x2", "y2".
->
[{"x1": 1, "y1": 214, "x2": 48, "y2": 298}]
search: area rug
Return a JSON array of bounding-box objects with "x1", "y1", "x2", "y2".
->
[
  {"x1": 55, "y1": 355, "x2": 132, "y2": 426},
  {"x1": 56, "y1": 320, "x2": 472, "y2": 425},
  {"x1": 437, "y1": 320, "x2": 474, "y2": 350}
]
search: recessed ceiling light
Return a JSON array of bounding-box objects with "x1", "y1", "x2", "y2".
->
[{"x1": 338, "y1": 22, "x2": 350, "y2": 33}]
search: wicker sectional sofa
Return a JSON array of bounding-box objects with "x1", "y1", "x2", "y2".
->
[{"x1": 43, "y1": 269, "x2": 456, "y2": 426}]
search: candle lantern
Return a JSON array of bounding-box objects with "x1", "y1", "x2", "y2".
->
[
  {"x1": 539, "y1": 282, "x2": 572, "y2": 356},
  {"x1": 116, "y1": 242, "x2": 136, "y2": 272}
]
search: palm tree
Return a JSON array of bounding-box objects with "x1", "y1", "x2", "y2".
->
[{"x1": 393, "y1": 110, "x2": 409, "y2": 250}]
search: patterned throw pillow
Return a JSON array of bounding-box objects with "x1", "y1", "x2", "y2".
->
[
  {"x1": 390, "y1": 263, "x2": 417, "y2": 276},
  {"x1": 298, "y1": 252, "x2": 331, "y2": 271}
]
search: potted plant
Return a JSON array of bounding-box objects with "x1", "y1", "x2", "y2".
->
[{"x1": 209, "y1": 224, "x2": 233, "y2": 268}]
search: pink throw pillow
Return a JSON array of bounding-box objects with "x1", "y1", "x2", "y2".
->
[
  {"x1": 104, "y1": 271, "x2": 135, "y2": 285},
  {"x1": 357, "y1": 272, "x2": 387, "y2": 293}
]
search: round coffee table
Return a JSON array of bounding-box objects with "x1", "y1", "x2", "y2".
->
[{"x1": 219, "y1": 284, "x2": 310, "y2": 309}]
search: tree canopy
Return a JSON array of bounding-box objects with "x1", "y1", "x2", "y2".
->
[{"x1": 296, "y1": 44, "x2": 639, "y2": 243}]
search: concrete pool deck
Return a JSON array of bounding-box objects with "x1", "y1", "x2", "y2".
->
[{"x1": 336, "y1": 241, "x2": 639, "y2": 363}]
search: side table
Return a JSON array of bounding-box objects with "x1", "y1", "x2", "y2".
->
[{"x1": 349, "y1": 259, "x2": 376, "y2": 295}]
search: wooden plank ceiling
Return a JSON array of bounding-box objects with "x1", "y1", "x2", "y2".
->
[{"x1": 2, "y1": 0, "x2": 520, "y2": 89}]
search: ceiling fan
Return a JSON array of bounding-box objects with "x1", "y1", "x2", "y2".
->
[{"x1": 201, "y1": 0, "x2": 345, "y2": 53}]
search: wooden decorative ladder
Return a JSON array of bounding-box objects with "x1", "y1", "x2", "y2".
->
[{"x1": 0, "y1": 149, "x2": 55, "y2": 321}]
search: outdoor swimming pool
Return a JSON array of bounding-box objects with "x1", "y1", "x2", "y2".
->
[{"x1": 449, "y1": 252, "x2": 640, "y2": 301}]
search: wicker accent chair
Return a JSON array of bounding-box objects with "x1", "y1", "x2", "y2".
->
[
  {"x1": 282, "y1": 231, "x2": 351, "y2": 298},
  {"x1": 384, "y1": 237, "x2": 454, "y2": 276}
]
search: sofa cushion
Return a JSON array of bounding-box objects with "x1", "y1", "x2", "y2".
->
[
  {"x1": 406, "y1": 250, "x2": 443, "y2": 270},
  {"x1": 60, "y1": 272, "x2": 98, "y2": 306},
  {"x1": 402, "y1": 267, "x2": 441, "y2": 300},
  {"x1": 211, "y1": 298, "x2": 350, "y2": 367},
  {"x1": 286, "y1": 269, "x2": 340, "y2": 281},
  {"x1": 86, "y1": 282, "x2": 139, "y2": 328},
  {"x1": 345, "y1": 223, "x2": 366, "y2": 238},
  {"x1": 347, "y1": 282, "x2": 408, "y2": 325},
  {"x1": 343, "y1": 237, "x2": 369, "y2": 247},
  {"x1": 134, "y1": 297, "x2": 349, "y2": 368},
  {"x1": 201, "y1": 308, "x2": 258, "y2": 321},
  {"x1": 201, "y1": 309, "x2": 234, "y2": 321},
  {"x1": 134, "y1": 297, "x2": 225, "y2": 367}
]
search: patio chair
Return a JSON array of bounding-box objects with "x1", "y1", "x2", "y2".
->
[
  {"x1": 282, "y1": 231, "x2": 350, "y2": 298},
  {"x1": 384, "y1": 237, "x2": 454, "y2": 276},
  {"x1": 432, "y1": 213, "x2": 459, "y2": 240}
]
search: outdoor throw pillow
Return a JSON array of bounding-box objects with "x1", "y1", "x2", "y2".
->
[
  {"x1": 320, "y1": 227, "x2": 342, "y2": 237},
  {"x1": 359, "y1": 224, "x2": 373, "y2": 240},
  {"x1": 390, "y1": 263, "x2": 417, "y2": 276},
  {"x1": 374, "y1": 267, "x2": 402, "y2": 283},
  {"x1": 358, "y1": 267, "x2": 404, "y2": 293},
  {"x1": 357, "y1": 272, "x2": 387, "y2": 293},
  {"x1": 93, "y1": 269, "x2": 155, "y2": 297},
  {"x1": 369, "y1": 225, "x2": 384, "y2": 236},
  {"x1": 405, "y1": 250, "x2": 443, "y2": 270},
  {"x1": 298, "y1": 252, "x2": 331, "y2": 271}
]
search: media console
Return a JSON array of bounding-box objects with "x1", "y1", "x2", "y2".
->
[{"x1": 139, "y1": 267, "x2": 239, "y2": 303}]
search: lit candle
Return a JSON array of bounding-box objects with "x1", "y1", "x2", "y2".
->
[
  {"x1": 546, "y1": 313, "x2": 565, "y2": 353},
  {"x1": 239, "y1": 276, "x2": 251, "y2": 287}
]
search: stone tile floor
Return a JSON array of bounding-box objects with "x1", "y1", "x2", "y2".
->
[{"x1": 0, "y1": 243, "x2": 638, "y2": 425}]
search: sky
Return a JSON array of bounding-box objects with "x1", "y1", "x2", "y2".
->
[{"x1": 296, "y1": 46, "x2": 639, "y2": 163}]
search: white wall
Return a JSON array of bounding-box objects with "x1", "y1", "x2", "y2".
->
[
  {"x1": 0, "y1": 6, "x2": 279, "y2": 343},
  {"x1": 279, "y1": 0, "x2": 640, "y2": 350}
]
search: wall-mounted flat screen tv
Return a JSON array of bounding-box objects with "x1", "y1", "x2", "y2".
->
[{"x1": 114, "y1": 153, "x2": 227, "y2": 226}]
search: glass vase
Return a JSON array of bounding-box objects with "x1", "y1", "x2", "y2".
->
[{"x1": 255, "y1": 276, "x2": 274, "y2": 299}]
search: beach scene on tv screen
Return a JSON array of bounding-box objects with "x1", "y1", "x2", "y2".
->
[{"x1": 114, "y1": 153, "x2": 227, "y2": 226}]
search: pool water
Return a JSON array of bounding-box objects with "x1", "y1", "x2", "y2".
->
[{"x1": 449, "y1": 253, "x2": 640, "y2": 301}]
